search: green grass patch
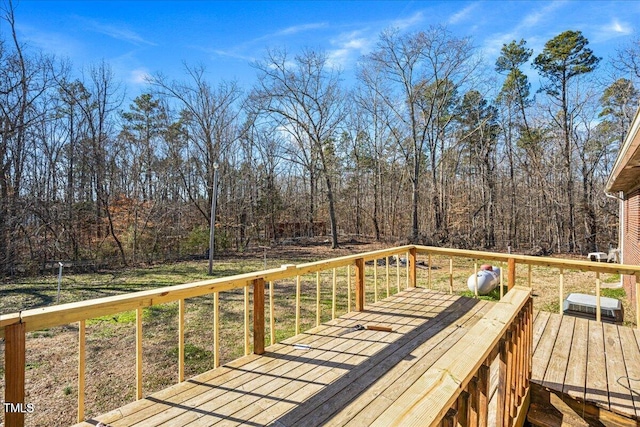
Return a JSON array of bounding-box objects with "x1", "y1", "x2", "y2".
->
[
  {"x1": 603, "y1": 273, "x2": 621, "y2": 284},
  {"x1": 26, "y1": 361, "x2": 42, "y2": 370},
  {"x1": 29, "y1": 329, "x2": 54, "y2": 338},
  {"x1": 168, "y1": 343, "x2": 215, "y2": 371},
  {"x1": 457, "y1": 286, "x2": 503, "y2": 302},
  {"x1": 88, "y1": 309, "x2": 146, "y2": 325},
  {"x1": 602, "y1": 287, "x2": 626, "y2": 299}
]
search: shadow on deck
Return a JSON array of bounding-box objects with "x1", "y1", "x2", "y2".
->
[{"x1": 74, "y1": 288, "x2": 491, "y2": 427}]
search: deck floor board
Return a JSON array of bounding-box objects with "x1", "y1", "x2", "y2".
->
[
  {"x1": 531, "y1": 312, "x2": 640, "y2": 422},
  {"x1": 74, "y1": 289, "x2": 489, "y2": 427},
  {"x1": 74, "y1": 295, "x2": 640, "y2": 427}
]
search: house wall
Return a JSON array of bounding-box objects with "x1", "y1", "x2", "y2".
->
[{"x1": 623, "y1": 189, "x2": 640, "y2": 303}]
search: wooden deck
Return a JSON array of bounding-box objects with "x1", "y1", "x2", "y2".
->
[
  {"x1": 529, "y1": 310, "x2": 640, "y2": 426},
  {"x1": 70, "y1": 290, "x2": 640, "y2": 427},
  {"x1": 73, "y1": 288, "x2": 492, "y2": 427}
]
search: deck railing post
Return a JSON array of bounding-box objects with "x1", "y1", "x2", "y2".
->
[
  {"x1": 409, "y1": 247, "x2": 417, "y2": 288},
  {"x1": 355, "y1": 258, "x2": 365, "y2": 311},
  {"x1": 507, "y1": 258, "x2": 516, "y2": 291},
  {"x1": 4, "y1": 322, "x2": 26, "y2": 427},
  {"x1": 253, "y1": 278, "x2": 265, "y2": 355}
]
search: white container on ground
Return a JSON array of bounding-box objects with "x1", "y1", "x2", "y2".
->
[{"x1": 467, "y1": 266, "x2": 501, "y2": 295}]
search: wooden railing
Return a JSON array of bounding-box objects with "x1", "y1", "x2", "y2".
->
[
  {"x1": 1, "y1": 245, "x2": 416, "y2": 427},
  {"x1": 4, "y1": 244, "x2": 640, "y2": 427},
  {"x1": 413, "y1": 245, "x2": 640, "y2": 327},
  {"x1": 372, "y1": 286, "x2": 532, "y2": 427}
]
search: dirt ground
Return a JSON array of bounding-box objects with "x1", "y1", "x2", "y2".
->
[{"x1": 0, "y1": 239, "x2": 632, "y2": 427}]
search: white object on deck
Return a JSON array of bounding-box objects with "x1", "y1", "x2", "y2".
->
[
  {"x1": 467, "y1": 267, "x2": 501, "y2": 295},
  {"x1": 587, "y1": 252, "x2": 608, "y2": 262}
]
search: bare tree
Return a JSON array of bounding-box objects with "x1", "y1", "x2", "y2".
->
[
  {"x1": 361, "y1": 26, "x2": 478, "y2": 243},
  {"x1": 0, "y1": 0, "x2": 56, "y2": 273},
  {"x1": 149, "y1": 65, "x2": 244, "y2": 224},
  {"x1": 252, "y1": 48, "x2": 347, "y2": 249}
]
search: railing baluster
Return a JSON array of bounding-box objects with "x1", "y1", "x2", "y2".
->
[
  {"x1": 405, "y1": 250, "x2": 410, "y2": 289},
  {"x1": 213, "y1": 292, "x2": 220, "y2": 367},
  {"x1": 428, "y1": 253, "x2": 432, "y2": 289},
  {"x1": 457, "y1": 391, "x2": 469, "y2": 426},
  {"x1": 500, "y1": 263, "x2": 504, "y2": 300},
  {"x1": 474, "y1": 259, "x2": 479, "y2": 298},
  {"x1": 505, "y1": 329, "x2": 515, "y2": 425},
  {"x1": 374, "y1": 260, "x2": 378, "y2": 303},
  {"x1": 449, "y1": 258, "x2": 453, "y2": 295},
  {"x1": 347, "y1": 265, "x2": 352, "y2": 312},
  {"x1": 178, "y1": 299, "x2": 185, "y2": 382},
  {"x1": 4, "y1": 322, "x2": 26, "y2": 427},
  {"x1": 355, "y1": 258, "x2": 365, "y2": 311},
  {"x1": 478, "y1": 364, "x2": 489, "y2": 427},
  {"x1": 269, "y1": 281, "x2": 275, "y2": 345},
  {"x1": 528, "y1": 264, "x2": 532, "y2": 288},
  {"x1": 441, "y1": 407, "x2": 458, "y2": 427},
  {"x1": 468, "y1": 377, "x2": 479, "y2": 427},
  {"x1": 396, "y1": 255, "x2": 401, "y2": 293},
  {"x1": 78, "y1": 319, "x2": 85, "y2": 423},
  {"x1": 332, "y1": 268, "x2": 337, "y2": 319},
  {"x1": 136, "y1": 307, "x2": 143, "y2": 400},
  {"x1": 497, "y1": 336, "x2": 508, "y2": 427},
  {"x1": 244, "y1": 286, "x2": 250, "y2": 355},
  {"x1": 385, "y1": 256, "x2": 390, "y2": 297},
  {"x1": 596, "y1": 271, "x2": 601, "y2": 323},
  {"x1": 316, "y1": 272, "x2": 321, "y2": 327},
  {"x1": 559, "y1": 268, "x2": 564, "y2": 315},
  {"x1": 296, "y1": 275, "x2": 301, "y2": 334}
]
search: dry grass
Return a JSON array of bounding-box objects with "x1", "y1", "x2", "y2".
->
[{"x1": 0, "y1": 242, "x2": 633, "y2": 426}]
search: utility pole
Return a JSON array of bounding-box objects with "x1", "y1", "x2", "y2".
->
[{"x1": 208, "y1": 163, "x2": 219, "y2": 276}]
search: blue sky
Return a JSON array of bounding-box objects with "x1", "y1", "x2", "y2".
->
[{"x1": 7, "y1": 1, "x2": 640, "y2": 98}]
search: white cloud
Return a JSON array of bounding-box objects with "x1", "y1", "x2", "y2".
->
[
  {"x1": 327, "y1": 30, "x2": 374, "y2": 69},
  {"x1": 16, "y1": 24, "x2": 82, "y2": 58},
  {"x1": 520, "y1": 1, "x2": 566, "y2": 28},
  {"x1": 277, "y1": 23, "x2": 328, "y2": 36},
  {"x1": 82, "y1": 18, "x2": 156, "y2": 46},
  {"x1": 448, "y1": 2, "x2": 479, "y2": 25},
  {"x1": 592, "y1": 18, "x2": 633, "y2": 42},
  {"x1": 129, "y1": 68, "x2": 151, "y2": 85},
  {"x1": 391, "y1": 11, "x2": 424, "y2": 30},
  {"x1": 482, "y1": 1, "x2": 566, "y2": 60},
  {"x1": 212, "y1": 49, "x2": 256, "y2": 62}
]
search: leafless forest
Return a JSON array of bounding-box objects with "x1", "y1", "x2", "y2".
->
[{"x1": 1, "y1": 4, "x2": 640, "y2": 276}]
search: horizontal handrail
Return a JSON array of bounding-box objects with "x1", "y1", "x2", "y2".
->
[
  {"x1": 3, "y1": 243, "x2": 640, "y2": 337},
  {"x1": 416, "y1": 245, "x2": 640, "y2": 275},
  {"x1": 0, "y1": 245, "x2": 415, "y2": 337}
]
